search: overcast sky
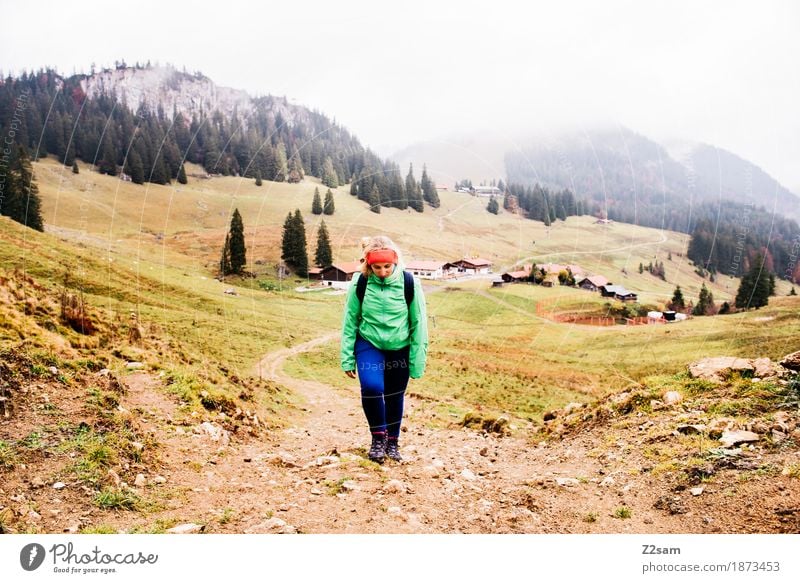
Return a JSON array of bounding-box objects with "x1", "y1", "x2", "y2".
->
[{"x1": 3, "y1": 0, "x2": 799, "y2": 189}]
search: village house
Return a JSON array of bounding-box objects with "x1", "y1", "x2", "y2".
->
[
  {"x1": 445, "y1": 257, "x2": 493, "y2": 275},
  {"x1": 501, "y1": 264, "x2": 532, "y2": 283},
  {"x1": 320, "y1": 261, "x2": 362, "y2": 288},
  {"x1": 578, "y1": 275, "x2": 610, "y2": 291},
  {"x1": 473, "y1": 185, "x2": 502, "y2": 197},
  {"x1": 406, "y1": 260, "x2": 448, "y2": 280},
  {"x1": 599, "y1": 284, "x2": 638, "y2": 302}
]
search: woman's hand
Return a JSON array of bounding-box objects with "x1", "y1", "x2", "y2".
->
[{"x1": 345, "y1": 370, "x2": 356, "y2": 379}]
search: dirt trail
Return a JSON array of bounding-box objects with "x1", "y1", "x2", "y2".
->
[
  {"x1": 95, "y1": 333, "x2": 795, "y2": 534},
  {"x1": 7, "y1": 333, "x2": 795, "y2": 534},
  {"x1": 184, "y1": 333, "x2": 794, "y2": 534}
]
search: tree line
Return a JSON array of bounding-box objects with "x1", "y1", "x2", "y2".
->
[
  {"x1": 350, "y1": 162, "x2": 440, "y2": 213},
  {"x1": 0, "y1": 144, "x2": 43, "y2": 231},
  {"x1": 0, "y1": 67, "x2": 447, "y2": 226},
  {"x1": 219, "y1": 206, "x2": 332, "y2": 280},
  {"x1": 687, "y1": 201, "x2": 800, "y2": 284},
  {"x1": 502, "y1": 182, "x2": 586, "y2": 224},
  {"x1": 0, "y1": 68, "x2": 366, "y2": 185}
]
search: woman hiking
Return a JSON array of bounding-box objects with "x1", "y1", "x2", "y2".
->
[{"x1": 340, "y1": 236, "x2": 428, "y2": 463}]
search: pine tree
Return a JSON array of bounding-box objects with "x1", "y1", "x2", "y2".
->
[
  {"x1": 421, "y1": 164, "x2": 440, "y2": 208},
  {"x1": 312, "y1": 187, "x2": 323, "y2": 214},
  {"x1": 693, "y1": 283, "x2": 715, "y2": 316},
  {"x1": 281, "y1": 210, "x2": 309, "y2": 277},
  {"x1": 669, "y1": 285, "x2": 686, "y2": 311},
  {"x1": 98, "y1": 137, "x2": 117, "y2": 176},
  {"x1": 274, "y1": 142, "x2": 288, "y2": 182},
  {"x1": 368, "y1": 184, "x2": 381, "y2": 214},
  {"x1": 150, "y1": 153, "x2": 169, "y2": 184},
  {"x1": 790, "y1": 287, "x2": 797, "y2": 296},
  {"x1": 487, "y1": 196, "x2": 499, "y2": 214},
  {"x1": 322, "y1": 157, "x2": 339, "y2": 188},
  {"x1": 287, "y1": 150, "x2": 304, "y2": 183},
  {"x1": 735, "y1": 253, "x2": 771, "y2": 309},
  {"x1": 64, "y1": 143, "x2": 76, "y2": 167},
  {"x1": 389, "y1": 169, "x2": 407, "y2": 209},
  {"x1": 2, "y1": 146, "x2": 44, "y2": 232},
  {"x1": 291, "y1": 209, "x2": 308, "y2": 277},
  {"x1": 72, "y1": 161, "x2": 80, "y2": 174},
  {"x1": 125, "y1": 150, "x2": 145, "y2": 184},
  {"x1": 405, "y1": 164, "x2": 423, "y2": 212},
  {"x1": 314, "y1": 219, "x2": 332, "y2": 267},
  {"x1": 220, "y1": 232, "x2": 232, "y2": 276},
  {"x1": 228, "y1": 208, "x2": 246, "y2": 274},
  {"x1": 177, "y1": 163, "x2": 188, "y2": 184},
  {"x1": 323, "y1": 189, "x2": 335, "y2": 215},
  {"x1": 281, "y1": 212, "x2": 295, "y2": 270}
]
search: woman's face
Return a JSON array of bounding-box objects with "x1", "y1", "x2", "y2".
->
[{"x1": 371, "y1": 262, "x2": 395, "y2": 278}]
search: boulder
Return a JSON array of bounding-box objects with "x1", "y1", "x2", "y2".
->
[
  {"x1": 663, "y1": 391, "x2": 683, "y2": 406},
  {"x1": 689, "y1": 357, "x2": 753, "y2": 381},
  {"x1": 752, "y1": 358, "x2": 780, "y2": 378},
  {"x1": 779, "y1": 351, "x2": 800, "y2": 371},
  {"x1": 719, "y1": 430, "x2": 760, "y2": 448}
]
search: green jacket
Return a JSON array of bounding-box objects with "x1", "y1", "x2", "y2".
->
[{"x1": 340, "y1": 263, "x2": 428, "y2": 378}]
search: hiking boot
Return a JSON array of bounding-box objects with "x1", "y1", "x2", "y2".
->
[
  {"x1": 385, "y1": 438, "x2": 402, "y2": 462},
  {"x1": 368, "y1": 433, "x2": 386, "y2": 463}
]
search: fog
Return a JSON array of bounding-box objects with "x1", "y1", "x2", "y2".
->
[{"x1": 2, "y1": 0, "x2": 798, "y2": 190}]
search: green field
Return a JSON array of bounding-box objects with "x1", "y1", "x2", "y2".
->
[{"x1": 3, "y1": 158, "x2": 798, "y2": 427}]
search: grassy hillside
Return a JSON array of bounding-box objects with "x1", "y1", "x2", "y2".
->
[
  {"x1": 34, "y1": 157, "x2": 792, "y2": 302},
  {"x1": 5, "y1": 158, "x2": 798, "y2": 427}
]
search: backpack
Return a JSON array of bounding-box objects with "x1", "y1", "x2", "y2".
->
[{"x1": 355, "y1": 270, "x2": 415, "y2": 309}]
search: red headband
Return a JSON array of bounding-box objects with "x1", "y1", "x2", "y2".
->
[{"x1": 366, "y1": 249, "x2": 398, "y2": 265}]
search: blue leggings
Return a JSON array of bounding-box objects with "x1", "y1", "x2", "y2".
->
[{"x1": 355, "y1": 334, "x2": 410, "y2": 439}]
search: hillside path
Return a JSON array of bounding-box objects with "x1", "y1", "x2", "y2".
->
[{"x1": 193, "y1": 331, "x2": 758, "y2": 534}]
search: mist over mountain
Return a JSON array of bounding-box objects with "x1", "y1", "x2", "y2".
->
[
  {"x1": 394, "y1": 127, "x2": 800, "y2": 283},
  {"x1": 395, "y1": 127, "x2": 800, "y2": 227}
]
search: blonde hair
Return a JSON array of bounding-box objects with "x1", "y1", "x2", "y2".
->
[{"x1": 359, "y1": 235, "x2": 403, "y2": 278}]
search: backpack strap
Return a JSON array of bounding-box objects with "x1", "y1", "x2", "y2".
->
[
  {"x1": 403, "y1": 270, "x2": 415, "y2": 307},
  {"x1": 356, "y1": 271, "x2": 415, "y2": 308},
  {"x1": 356, "y1": 272, "x2": 368, "y2": 304}
]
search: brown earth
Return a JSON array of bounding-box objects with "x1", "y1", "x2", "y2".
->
[{"x1": 1, "y1": 334, "x2": 799, "y2": 534}]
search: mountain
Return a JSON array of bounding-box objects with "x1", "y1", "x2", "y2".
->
[
  {"x1": 0, "y1": 64, "x2": 436, "y2": 214},
  {"x1": 0, "y1": 64, "x2": 379, "y2": 188},
  {"x1": 80, "y1": 65, "x2": 254, "y2": 120},
  {"x1": 684, "y1": 143, "x2": 800, "y2": 220},
  {"x1": 395, "y1": 127, "x2": 800, "y2": 226}
]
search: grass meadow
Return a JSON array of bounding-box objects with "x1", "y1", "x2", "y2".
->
[{"x1": 3, "y1": 158, "x2": 798, "y2": 427}]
